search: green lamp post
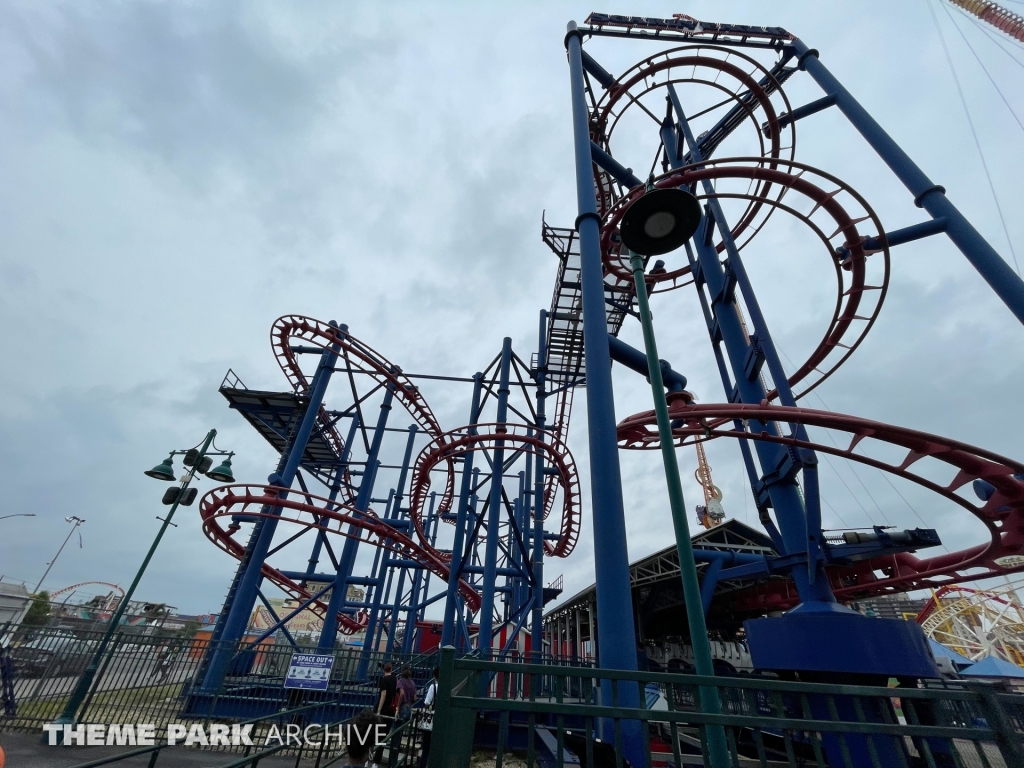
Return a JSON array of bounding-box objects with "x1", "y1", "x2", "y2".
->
[
  {"x1": 48, "y1": 429, "x2": 235, "y2": 737},
  {"x1": 619, "y1": 181, "x2": 732, "y2": 768}
]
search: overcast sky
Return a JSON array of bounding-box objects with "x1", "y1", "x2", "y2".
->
[{"x1": 1, "y1": 1, "x2": 1022, "y2": 619}]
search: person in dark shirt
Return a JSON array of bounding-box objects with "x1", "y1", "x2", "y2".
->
[
  {"x1": 376, "y1": 662, "x2": 397, "y2": 717},
  {"x1": 396, "y1": 665, "x2": 417, "y2": 722},
  {"x1": 346, "y1": 709, "x2": 380, "y2": 766}
]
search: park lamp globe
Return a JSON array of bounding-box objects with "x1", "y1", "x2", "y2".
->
[
  {"x1": 618, "y1": 187, "x2": 702, "y2": 256},
  {"x1": 144, "y1": 454, "x2": 176, "y2": 482},
  {"x1": 206, "y1": 455, "x2": 235, "y2": 483}
]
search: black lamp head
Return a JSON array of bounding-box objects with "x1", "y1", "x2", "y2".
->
[{"x1": 618, "y1": 187, "x2": 702, "y2": 256}]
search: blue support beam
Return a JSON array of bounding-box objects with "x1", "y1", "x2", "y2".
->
[
  {"x1": 581, "y1": 49, "x2": 616, "y2": 89},
  {"x1": 384, "y1": 426, "x2": 418, "y2": 653},
  {"x1": 668, "y1": 83, "x2": 839, "y2": 608},
  {"x1": 320, "y1": 385, "x2": 394, "y2": 659},
  {"x1": 201, "y1": 325, "x2": 343, "y2": 690},
  {"x1": 441, "y1": 375, "x2": 484, "y2": 648},
  {"x1": 608, "y1": 334, "x2": 687, "y2": 393},
  {"x1": 531, "y1": 310, "x2": 547, "y2": 662},
  {"x1": 566, "y1": 21, "x2": 643, "y2": 764},
  {"x1": 590, "y1": 142, "x2": 642, "y2": 189},
  {"x1": 478, "y1": 337, "x2": 513, "y2": 652},
  {"x1": 793, "y1": 39, "x2": 1024, "y2": 327}
]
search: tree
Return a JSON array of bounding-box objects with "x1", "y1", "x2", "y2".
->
[{"x1": 22, "y1": 591, "x2": 51, "y2": 627}]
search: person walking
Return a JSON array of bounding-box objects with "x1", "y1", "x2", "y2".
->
[
  {"x1": 149, "y1": 644, "x2": 173, "y2": 683},
  {"x1": 375, "y1": 663, "x2": 398, "y2": 718},
  {"x1": 396, "y1": 665, "x2": 416, "y2": 723},
  {"x1": 345, "y1": 709, "x2": 381, "y2": 766},
  {"x1": 417, "y1": 666, "x2": 439, "y2": 768}
]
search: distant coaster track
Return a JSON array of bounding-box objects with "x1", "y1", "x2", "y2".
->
[
  {"x1": 199, "y1": 484, "x2": 482, "y2": 635},
  {"x1": 617, "y1": 402, "x2": 1024, "y2": 609}
]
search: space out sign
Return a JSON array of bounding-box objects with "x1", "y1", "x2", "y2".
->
[{"x1": 284, "y1": 653, "x2": 334, "y2": 690}]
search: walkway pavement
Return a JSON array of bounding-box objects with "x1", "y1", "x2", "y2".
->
[{"x1": 0, "y1": 730, "x2": 316, "y2": 767}]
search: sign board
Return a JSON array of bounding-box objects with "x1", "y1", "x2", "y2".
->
[{"x1": 284, "y1": 653, "x2": 334, "y2": 690}]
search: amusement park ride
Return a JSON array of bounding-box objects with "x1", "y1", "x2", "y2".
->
[{"x1": 158, "y1": 7, "x2": 1024, "y2": 749}]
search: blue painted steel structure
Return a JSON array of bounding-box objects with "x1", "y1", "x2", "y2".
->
[
  {"x1": 194, "y1": 314, "x2": 578, "y2": 703},
  {"x1": 550, "y1": 11, "x2": 1024, "y2": 765},
  {"x1": 180, "y1": 12, "x2": 1024, "y2": 764}
]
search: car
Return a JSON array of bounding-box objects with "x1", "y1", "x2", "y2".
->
[{"x1": 10, "y1": 634, "x2": 95, "y2": 678}]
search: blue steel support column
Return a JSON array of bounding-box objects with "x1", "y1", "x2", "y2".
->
[
  {"x1": 478, "y1": 337, "x2": 513, "y2": 653},
  {"x1": 201, "y1": 325, "x2": 342, "y2": 690},
  {"x1": 531, "y1": 310, "x2": 547, "y2": 662},
  {"x1": 404, "y1": 491, "x2": 438, "y2": 654},
  {"x1": 302, "y1": 418, "x2": 358, "y2": 581},
  {"x1": 566, "y1": 21, "x2": 643, "y2": 760},
  {"x1": 670, "y1": 93, "x2": 837, "y2": 607},
  {"x1": 792, "y1": 39, "x2": 1024, "y2": 326},
  {"x1": 440, "y1": 374, "x2": 484, "y2": 647},
  {"x1": 506, "y1": 472, "x2": 529, "y2": 621},
  {"x1": 461, "y1": 470, "x2": 482, "y2": 652},
  {"x1": 318, "y1": 386, "x2": 394, "y2": 654},
  {"x1": 683, "y1": 244, "x2": 786, "y2": 552},
  {"x1": 384, "y1": 426, "x2": 418, "y2": 653}
]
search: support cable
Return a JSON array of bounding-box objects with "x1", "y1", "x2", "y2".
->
[
  {"x1": 950, "y1": 3, "x2": 1024, "y2": 66},
  {"x1": 819, "y1": 494, "x2": 852, "y2": 529},
  {"x1": 943, "y1": 1, "x2": 1024, "y2": 133},
  {"x1": 927, "y1": 0, "x2": 1022, "y2": 277},
  {"x1": 780, "y1": 337, "x2": 939, "y2": 541},
  {"x1": 776, "y1": 346, "x2": 887, "y2": 526}
]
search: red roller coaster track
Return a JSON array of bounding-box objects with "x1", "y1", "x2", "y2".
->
[
  {"x1": 408, "y1": 423, "x2": 582, "y2": 559},
  {"x1": 601, "y1": 158, "x2": 890, "y2": 401},
  {"x1": 617, "y1": 401, "x2": 1024, "y2": 611},
  {"x1": 204, "y1": 319, "x2": 580, "y2": 633},
  {"x1": 199, "y1": 484, "x2": 482, "y2": 634}
]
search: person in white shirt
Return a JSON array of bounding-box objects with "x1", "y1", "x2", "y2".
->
[{"x1": 417, "y1": 666, "x2": 439, "y2": 768}]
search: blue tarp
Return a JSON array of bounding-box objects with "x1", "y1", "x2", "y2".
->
[
  {"x1": 960, "y1": 656, "x2": 1024, "y2": 678},
  {"x1": 929, "y1": 639, "x2": 972, "y2": 666}
]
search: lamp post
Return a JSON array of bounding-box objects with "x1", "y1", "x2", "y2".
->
[
  {"x1": 50, "y1": 428, "x2": 235, "y2": 733},
  {"x1": 619, "y1": 182, "x2": 731, "y2": 768},
  {"x1": 34, "y1": 516, "x2": 85, "y2": 593},
  {"x1": 0, "y1": 513, "x2": 36, "y2": 522}
]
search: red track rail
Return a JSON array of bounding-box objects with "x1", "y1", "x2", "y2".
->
[
  {"x1": 199, "y1": 485, "x2": 482, "y2": 635},
  {"x1": 602, "y1": 159, "x2": 889, "y2": 400},
  {"x1": 408, "y1": 423, "x2": 582, "y2": 559},
  {"x1": 270, "y1": 316, "x2": 457, "y2": 512},
  {"x1": 618, "y1": 402, "x2": 1024, "y2": 609},
  {"x1": 590, "y1": 48, "x2": 793, "y2": 229}
]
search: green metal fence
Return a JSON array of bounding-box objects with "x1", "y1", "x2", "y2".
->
[
  {"x1": 0, "y1": 623, "x2": 434, "y2": 737},
  {"x1": 429, "y1": 646, "x2": 1024, "y2": 768}
]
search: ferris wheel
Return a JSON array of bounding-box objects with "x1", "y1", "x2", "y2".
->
[{"x1": 917, "y1": 582, "x2": 1024, "y2": 665}]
